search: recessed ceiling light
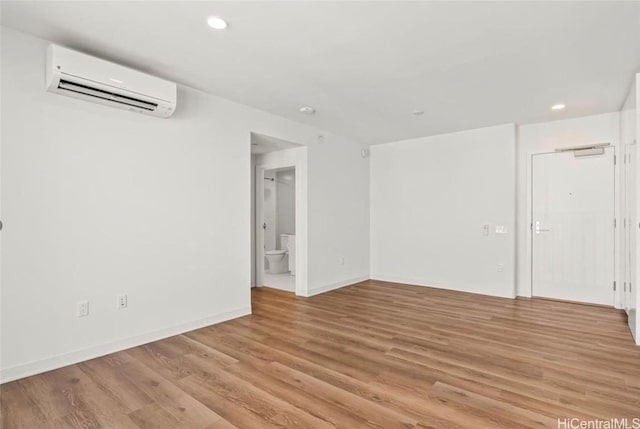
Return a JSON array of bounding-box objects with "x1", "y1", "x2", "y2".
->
[
  {"x1": 299, "y1": 106, "x2": 316, "y2": 115},
  {"x1": 207, "y1": 16, "x2": 228, "y2": 30},
  {"x1": 412, "y1": 110, "x2": 425, "y2": 116},
  {"x1": 551, "y1": 104, "x2": 565, "y2": 111}
]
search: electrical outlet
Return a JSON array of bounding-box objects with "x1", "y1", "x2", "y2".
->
[
  {"x1": 338, "y1": 257, "x2": 345, "y2": 265},
  {"x1": 483, "y1": 224, "x2": 490, "y2": 236},
  {"x1": 118, "y1": 294, "x2": 128, "y2": 309},
  {"x1": 497, "y1": 264, "x2": 504, "y2": 272},
  {"x1": 77, "y1": 300, "x2": 89, "y2": 317}
]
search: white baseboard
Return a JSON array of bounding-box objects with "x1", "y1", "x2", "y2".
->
[
  {"x1": 304, "y1": 275, "x2": 369, "y2": 297},
  {"x1": 370, "y1": 274, "x2": 516, "y2": 299},
  {"x1": 261, "y1": 284, "x2": 295, "y2": 293},
  {"x1": 0, "y1": 306, "x2": 251, "y2": 384}
]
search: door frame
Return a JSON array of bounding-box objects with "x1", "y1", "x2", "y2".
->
[
  {"x1": 622, "y1": 143, "x2": 636, "y2": 312},
  {"x1": 527, "y1": 146, "x2": 620, "y2": 306},
  {"x1": 255, "y1": 159, "x2": 308, "y2": 296}
]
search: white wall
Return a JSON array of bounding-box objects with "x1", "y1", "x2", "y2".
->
[
  {"x1": 263, "y1": 170, "x2": 277, "y2": 251},
  {"x1": 307, "y1": 137, "x2": 370, "y2": 296},
  {"x1": 622, "y1": 73, "x2": 639, "y2": 344},
  {"x1": 0, "y1": 27, "x2": 370, "y2": 381},
  {"x1": 516, "y1": 113, "x2": 621, "y2": 300},
  {"x1": 370, "y1": 124, "x2": 517, "y2": 298},
  {"x1": 276, "y1": 169, "x2": 296, "y2": 246},
  {"x1": 636, "y1": 74, "x2": 640, "y2": 344}
]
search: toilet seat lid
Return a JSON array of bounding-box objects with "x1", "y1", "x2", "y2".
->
[{"x1": 265, "y1": 249, "x2": 287, "y2": 255}]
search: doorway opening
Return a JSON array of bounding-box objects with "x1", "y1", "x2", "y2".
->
[
  {"x1": 261, "y1": 166, "x2": 296, "y2": 291},
  {"x1": 251, "y1": 133, "x2": 308, "y2": 296},
  {"x1": 530, "y1": 146, "x2": 615, "y2": 306}
]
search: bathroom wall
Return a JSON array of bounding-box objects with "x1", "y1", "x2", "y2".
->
[
  {"x1": 276, "y1": 168, "x2": 296, "y2": 247},
  {"x1": 263, "y1": 170, "x2": 277, "y2": 251}
]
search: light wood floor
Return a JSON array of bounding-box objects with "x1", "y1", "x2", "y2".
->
[{"x1": 2, "y1": 280, "x2": 639, "y2": 428}]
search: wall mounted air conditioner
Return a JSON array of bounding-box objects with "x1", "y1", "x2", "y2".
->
[{"x1": 46, "y1": 44, "x2": 177, "y2": 118}]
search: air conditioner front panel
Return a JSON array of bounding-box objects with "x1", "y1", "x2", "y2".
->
[
  {"x1": 46, "y1": 44, "x2": 176, "y2": 118},
  {"x1": 48, "y1": 45, "x2": 175, "y2": 102}
]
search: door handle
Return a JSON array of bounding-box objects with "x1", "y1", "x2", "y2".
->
[
  {"x1": 263, "y1": 222, "x2": 267, "y2": 230},
  {"x1": 535, "y1": 221, "x2": 551, "y2": 235}
]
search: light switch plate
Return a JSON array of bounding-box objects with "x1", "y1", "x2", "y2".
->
[
  {"x1": 495, "y1": 225, "x2": 507, "y2": 234},
  {"x1": 77, "y1": 300, "x2": 89, "y2": 317},
  {"x1": 118, "y1": 294, "x2": 128, "y2": 309}
]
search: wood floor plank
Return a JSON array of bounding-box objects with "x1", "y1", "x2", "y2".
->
[
  {"x1": 117, "y1": 357, "x2": 224, "y2": 429},
  {"x1": 77, "y1": 357, "x2": 154, "y2": 413},
  {"x1": 56, "y1": 380, "x2": 141, "y2": 429},
  {"x1": 225, "y1": 360, "x2": 369, "y2": 429},
  {"x1": 0, "y1": 381, "x2": 56, "y2": 429},
  {"x1": 2, "y1": 281, "x2": 639, "y2": 428}
]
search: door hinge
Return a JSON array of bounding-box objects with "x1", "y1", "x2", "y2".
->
[
  {"x1": 631, "y1": 283, "x2": 633, "y2": 292},
  {"x1": 614, "y1": 218, "x2": 617, "y2": 228},
  {"x1": 614, "y1": 155, "x2": 617, "y2": 165},
  {"x1": 613, "y1": 281, "x2": 616, "y2": 291},
  {"x1": 624, "y1": 282, "x2": 627, "y2": 292}
]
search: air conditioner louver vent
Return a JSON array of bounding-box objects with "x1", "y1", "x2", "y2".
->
[{"x1": 58, "y1": 79, "x2": 158, "y2": 111}]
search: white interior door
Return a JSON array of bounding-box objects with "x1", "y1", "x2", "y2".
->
[{"x1": 532, "y1": 148, "x2": 615, "y2": 305}]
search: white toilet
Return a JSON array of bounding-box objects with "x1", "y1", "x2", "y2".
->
[
  {"x1": 265, "y1": 249, "x2": 288, "y2": 274},
  {"x1": 265, "y1": 234, "x2": 296, "y2": 275}
]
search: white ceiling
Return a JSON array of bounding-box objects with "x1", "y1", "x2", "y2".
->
[{"x1": 2, "y1": 1, "x2": 640, "y2": 144}]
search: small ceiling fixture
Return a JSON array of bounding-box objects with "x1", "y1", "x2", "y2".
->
[
  {"x1": 412, "y1": 110, "x2": 424, "y2": 116},
  {"x1": 207, "y1": 16, "x2": 228, "y2": 30},
  {"x1": 551, "y1": 103, "x2": 565, "y2": 111},
  {"x1": 299, "y1": 106, "x2": 316, "y2": 115}
]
